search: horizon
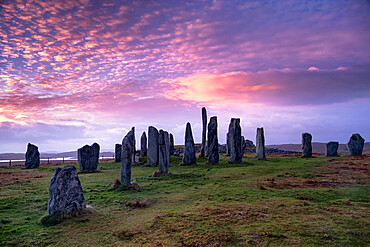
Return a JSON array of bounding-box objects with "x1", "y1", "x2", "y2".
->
[{"x1": 1, "y1": 0, "x2": 370, "y2": 153}]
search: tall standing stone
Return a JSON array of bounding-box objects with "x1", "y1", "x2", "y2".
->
[
  {"x1": 47, "y1": 165, "x2": 86, "y2": 215},
  {"x1": 169, "y1": 133, "x2": 175, "y2": 155},
  {"x1": 182, "y1": 122, "x2": 196, "y2": 165},
  {"x1": 129, "y1": 127, "x2": 136, "y2": 163},
  {"x1": 241, "y1": 136, "x2": 246, "y2": 153},
  {"x1": 326, "y1": 142, "x2": 339, "y2": 157},
  {"x1": 229, "y1": 118, "x2": 242, "y2": 163},
  {"x1": 207, "y1": 116, "x2": 219, "y2": 164},
  {"x1": 256, "y1": 128, "x2": 266, "y2": 160},
  {"x1": 148, "y1": 126, "x2": 159, "y2": 166},
  {"x1": 140, "y1": 132, "x2": 147, "y2": 157},
  {"x1": 25, "y1": 143, "x2": 40, "y2": 169},
  {"x1": 347, "y1": 134, "x2": 365, "y2": 156},
  {"x1": 78, "y1": 143, "x2": 100, "y2": 170},
  {"x1": 158, "y1": 130, "x2": 169, "y2": 173},
  {"x1": 200, "y1": 107, "x2": 207, "y2": 158},
  {"x1": 302, "y1": 133, "x2": 312, "y2": 157},
  {"x1": 121, "y1": 131, "x2": 132, "y2": 186},
  {"x1": 226, "y1": 133, "x2": 230, "y2": 156},
  {"x1": 115, "y1": 144, "x2": 122, "y2": 162}
]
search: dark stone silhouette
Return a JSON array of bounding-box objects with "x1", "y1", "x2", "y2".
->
[
  {"x1": 226, "y1": 132, "x2": 230, "y2": 156},
  {"x1": 121, "y1": 131, "x2": 133, "y2": 185},
  {"x1": 148, "y1": 126, "x2": 159, "y2": 166},
  {"x1": 128, "y1": 127, "x2": 136, "y2": 163},
  {"x1": 229, "y1": 118, "x2": 242, "y2": 163},
  {"x1": 200, "y1": 107, "x2": 207, "y2": 158},
  {"x1": 25, "y1": 143, "x2": 40, "y2": 169},
  {"x1": 140, "y1": 132, "x2": 147, "y2": 157},
  {"x1": 256, "y1": 128, "x2": 266, "y2": 160},
  {"x1": 347, "y1": 133, "x2": 365, "y2": 156},
  {"x1": 207, "y1": 116, "x2": 219, "y2": 164},
  {"x1": 78, "y1": 143, "x2": 100, "y2": 170},
  {"x1": 158, "y1": 130, "x2": 169, "y2": 173},
  {"x1": 47, "y1": 165, "x2": 86, "y2": 215},
  {"x1": 169, "y1": 133, "x2": 175, "y2": 155},
  {"x1": 326, "y1": 142, "x2": 339, "y2": 157},
  {"x1": 182, "y1": 122, "x2": 196, "y2": 165},
  {"x1": 115, "y1": 144, "x2": 122, "y2": 162},
  {"x1": 241, "y1": 136, "x2": 246, "y2": 153},
  {"x1": 302, "y1": 133, "x2": 312, "y2": 157}
]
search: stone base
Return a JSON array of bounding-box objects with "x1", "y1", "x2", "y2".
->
[
  {"x1": 78, "y1": 169, "x2": 101, "y2": 174},
  {"x1": 39, "y1": 205, "x2": 95, "y2": 226},
  {"x1": 153, "y1": 171, "x2": 172, "y2": 177}
]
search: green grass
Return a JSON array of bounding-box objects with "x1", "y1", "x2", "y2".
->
[{"x1": 0, "y1": 154, "x2": 369, "y2": 246}]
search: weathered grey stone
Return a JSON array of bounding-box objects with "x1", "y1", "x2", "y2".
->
[
  {"x1": 226, "y1": 132, "x2": 230, "y2": 156},
  {"x1": 129, "y1": 127, "x2": 136, "y2": 163},
  {"x1": 25, "y1": 143, "x2": 40, "y2": 169},
  {"x1": 78, "y1": 143, "x2": 100, "y2": 170},
  {"x1": 302, "y1": 133, "x2": 312, "y2": 157},
  {"x1": 256, "y1": 128, "x2": 266, "y2": 160},
  {"x1": 121, "y1": 131, "x2": 132, "y2": 185},
  {"x1": 207, "y1": 116, "x2": 219, "y2": 164},
  {"x1": 347, "y1": 133, "x2": 365, "y2": 156},
  {"x1": 200, "y1": 107, "x2": 207, "y2": 158},
  {"x1": 182, "y1": 122, "x2": 196, "y2": 165},
  {"x1": 47, "y1": 165, "x2": 86, "y2": 215},
  {"x1": 169, "y1": 133, "x2": 174, "y2": 155},
  {"x1": 115, "y1": 144, "x2": 122, "y2": 162},
  {"x1": 241, "y1": 136, "x2": 246, "y2": 152},
  {"x1": 140, "y1": 132, "x2": 147, "y2": 157},
  {"x1": 158, "y1": 130, "x2": 169, "y2": 173},
  {"x1": 229, "y1": 118, "x2": 242, "y2": 163},
  {"x1": 148, "y1": 126, "x2": 159, "y2": 166},
  {"x1": 326, "y1": 141, "x2": 339, "y2": 157}
]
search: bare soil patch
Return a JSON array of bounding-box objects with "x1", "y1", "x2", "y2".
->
[
  {"x1": 257, "y1": 155, "x2": 369, "y2": 189},
  {"x1": 0, "y1": 169, "x2": 48, "y2": 186}
]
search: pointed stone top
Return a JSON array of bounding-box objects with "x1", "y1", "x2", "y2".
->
[{"x1": 185, "y1": 122, "x2": 194, "y2": 142}]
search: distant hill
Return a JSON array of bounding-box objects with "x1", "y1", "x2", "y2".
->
[
  {"x1": 0, "y1": 151, "x2": 114, "y2": 160},
  {"x1": 267, "y1": 142, "x2": 370, "y2": 154}
]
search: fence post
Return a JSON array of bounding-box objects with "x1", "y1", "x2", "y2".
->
[
  {"x1": 9, "y1": 159, "x2": 11, "y2": 167},
  {"x1": 48, "y1": 157, "x2": 50, "y2": 164},
  {"x1": 63, "y1": 157, "x2": 64, "y2": 163}
]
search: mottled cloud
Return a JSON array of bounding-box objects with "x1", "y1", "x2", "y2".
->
[
  {"x1": 0, "y1": 0, "x2": 369, "y2": 152},
  {"x1": 165, "y1": 67, "x2": 370, "y2": 106}
]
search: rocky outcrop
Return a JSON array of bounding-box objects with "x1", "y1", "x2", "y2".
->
[
  {"x1": 78, "y1": 143, "x2": 100, "y2": 170},
  {"x1": 347, "y1": 134, "x2": 365, "y2": 156}
]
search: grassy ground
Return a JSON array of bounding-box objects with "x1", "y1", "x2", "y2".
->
[{"x1": 0, "y1": 154, "x2": 369, "y2": 246}]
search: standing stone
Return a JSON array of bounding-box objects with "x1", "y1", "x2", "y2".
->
[
  {"x1": 121, "y1": 131, "x2": 132, "y2": 185},
  {"x1": 200, "y1": 107, "x2": 207, "y2": 158},
  {"x1": 302, "y1": 133, "x2": 312, "y2": 157},
  {"x1": 140, "y1": 132, "x2": 147, "y2": 157},
  {"x1": 182, "y1": 122, "x2": 196, "y2": 165},
  {"x1": 158, "y1": 130, "x2": 169, "y2": 173},
  {"x1": 229, "y1": 118, "x2": 242, "y2": 163},
  {"x1": 78, "y1": 143, "x2": 100, "y2": 170},
  {"x1": 25, "y1": 143, "x2": 40, "y2": 169},
  {"x1": 256, "y1": 128, "x2": 266, "y2": 160},
  {"x1": 226, "y1": 133, "x2": 230, "y2": 156},
  {"x1": 241, "y1": 136, "x2": 246, "y2": 153},
  {"x1": 148, "y1": 126, "x2": 159, "y2": 166},
  {"x1": 207, "y1": 116, "x2": 219, "y2": 164},
  {"x1": 169, "y1": 133, "x2": 175, "y2": 155},
  {"x1": 326, "y1": 142, "x2": 339, "y2": 157},
  {"x1": 115, "y1": 144, "x2": 122, "y2": 162},
  {"x1": 347, "y1": 134, "x2": 365, "y2": 156},
  {"x1": 47, "y1": 165, "x2": 86, "y2": 215},
  {"x1": 129, "y1": 127, "x2": 136, "y2": 163}
]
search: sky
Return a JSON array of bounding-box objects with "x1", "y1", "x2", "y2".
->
[{"x1": 0, "y1": 0, "x2": 370, "y2": 153}]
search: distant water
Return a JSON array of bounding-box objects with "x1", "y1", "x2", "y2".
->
[{"x1": 0, "y1": 157, "x2": 112, "y2": 163}]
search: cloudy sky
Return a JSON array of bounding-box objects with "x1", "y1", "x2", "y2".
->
[{"x1": 1, "y1": 0, "x2": 369, "y2": 153}]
